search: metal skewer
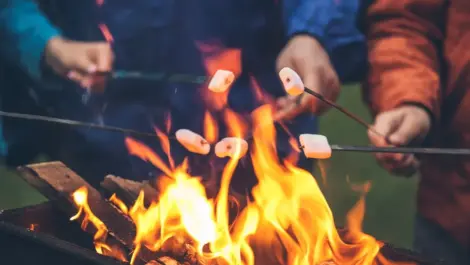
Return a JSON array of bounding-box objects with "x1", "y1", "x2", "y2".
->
[
  {"x1": 96, "y1": 70, "x2": 208, "y2": 84},
  {"x1": 302, "y1": 87, "x2": 391, "y2": 143},
  {"x1": 0, "y1": 110, "x2": 467, "y2": 156},
  {"x1": 330, "y1": 145, "x2": 470, "y2": 155}
]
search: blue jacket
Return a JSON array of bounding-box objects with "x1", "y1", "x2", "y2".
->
[{"x1": 0, "y1": 0, "x2": 365, "y2": 184}]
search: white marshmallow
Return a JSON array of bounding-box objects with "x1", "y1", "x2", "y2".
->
[
  {"x1": 208, "y1": 70, "x2": 235, "y2": 93},
  {"x1": 214, "y1": 137, "x2": 248, "y2": 158},
  {"x1": 299, "y1": 134, "x2": 332, "y2": 159},
  {"x1": 278, "y1": 67, "x2": 305, "y2": 96},
  {"x1": 175, "y1": 129, "x2": 211, "y2": 155}
]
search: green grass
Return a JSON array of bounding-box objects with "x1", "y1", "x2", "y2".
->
[{"x1": 0, "y1": 85, "x2": 417, "y2": 248}]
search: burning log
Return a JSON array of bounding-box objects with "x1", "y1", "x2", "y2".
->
[
  {"x1": 101, "y1": 175, "x2": 207, "y2": 265},
  {"x1": 101, "y1": 175, "x2": 159, "y2": 207},
  {"x1": 16, "y1": 161, "x2": 177, "y2": 265}
]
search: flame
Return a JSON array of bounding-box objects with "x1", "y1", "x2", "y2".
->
[
  {"x1": 70, "y1": 105, "x2": 411, "y2": 265},
  {"x1": 98, "y1": 24, "x2": 114, "y2": 43},
  {"x1": 204, "y1": 111, "x2": 219, "y2": 144},
  {"x1": 71, "y1": 186, "x2": 127, "y2": 262},
  {"x1": 109, "y1": 193, "x2": 129, "y2": 214}
]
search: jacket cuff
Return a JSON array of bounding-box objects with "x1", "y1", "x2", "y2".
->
[{"x1": 287, "y1": 22, "x2": 326, "y2": 45}]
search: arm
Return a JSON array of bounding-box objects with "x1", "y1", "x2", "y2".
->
[
  {"x1": 0, "y1": 0, "x2": 61, "y2": 80},
  {"x1": 364, "y1": 0, "x2": 446, "y2": 120}
]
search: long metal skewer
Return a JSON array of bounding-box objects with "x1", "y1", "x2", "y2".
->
[
  {"x1": 302, "y1": 87, "x2": 391, "y2": 143},
  {"x1": 330, "y1": 145, "x2": 470, "y2": 155},
  {"x1": 0, "y1": 110, "x2": 468, "y2": 155},
  {"x1": 97, "y1": 70, "x2": 208, "y2": 84}
]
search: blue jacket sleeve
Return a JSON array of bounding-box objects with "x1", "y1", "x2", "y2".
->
[
  {"x1": 0, "y1": 0, "x2": 61, "y2": 80},
  {"x1": 283, "y1": 0, "x2": 339, "y2": 44}
]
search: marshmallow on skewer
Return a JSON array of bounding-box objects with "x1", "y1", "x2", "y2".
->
[
  {"x1": 175, "y1": 129, "x2": 211, "y2": 155},
  {"x1": 278, "y1": 67, "x2": 305, "y2": 96},
  {"x1": 299, "y1": 134, "x2": 332, "y2": 159},
  {"x1": 208, "y1": 70, "x2": 235, "y2": 93},
  {"x1": 215, "y1": 137, "x2": 249, "y2": 158}
]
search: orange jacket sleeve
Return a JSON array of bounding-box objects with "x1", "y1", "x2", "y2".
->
[{"x1": 364, "y1": 0, "x2": 446, "y2": 119}]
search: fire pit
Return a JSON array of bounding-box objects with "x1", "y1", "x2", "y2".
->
[
  {"x1": 0, "y1": 161, "x2": 443, "y2": 265},
  {"x1": 0, "y1": 105, "x2": 449, "y2": 265}
]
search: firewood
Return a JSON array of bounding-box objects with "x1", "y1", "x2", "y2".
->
[
  {"x1": 17, "y1": 162, "x2": 158, "y2": 265},
  {"x1": 101, "y1": 175, "x2": 159, "y2": 207}
]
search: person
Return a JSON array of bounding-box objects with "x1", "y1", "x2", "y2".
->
[
  {"x1": 0, "y1": 0, "x2": 113, "y2": 165},
  {"x1": 363, "y1": 0, "x2": 470, "y2": 264},
  {"x1": 0, "y1": 0, "x2": 366, "y2": 190}
]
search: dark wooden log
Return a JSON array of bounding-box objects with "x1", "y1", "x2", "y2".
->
[
  {"x1": 16, "y1": 161, "x2": 167, "y2": 265},
  {"x1": 101, "y1": 175, "x2": 159, "y2": 207}
]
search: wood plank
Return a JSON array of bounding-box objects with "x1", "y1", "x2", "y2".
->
[
  {"x1": 101, "y1": 175, "x2": 159, "y2": 207},
  {"x1": 16, "y1": 161, "x2": 163, "y2": 265}
]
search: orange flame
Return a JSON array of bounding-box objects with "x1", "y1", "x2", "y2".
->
[
  {"x1": 204, "y1": 111, "x2": 219, "y2": 144},
  {"x1": 70, "y1": 75, "x2": 411, "y2": 265},
  {"x1": 71, "y1": 186, "x2": 127, "y2": 262},
  {"x1": 98, "y1": 24, "x2": 114, "y2": 43}
]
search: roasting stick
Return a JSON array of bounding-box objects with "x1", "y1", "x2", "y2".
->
[
  {"x1": 97, "y1": 70, "x2": 207, "y2": 84},
  {"x1": 329, "y1": 145, "x2": 470, "y2": 155},
  {"x1": 278, "y1": 68, "x2": 391, "y2": 143},
  {"x1": 0, "y1": 110, "x2": 157, "y2": 138},
  {"x1": 96, "y1": 69, "x2": 235, "y2": 87},
  {"x1": 0, "y1": 109, "x2": 469, "y2": 156}
]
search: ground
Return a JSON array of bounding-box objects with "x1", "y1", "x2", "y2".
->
[{"x1": 0, "y1": 85, "x2": 417, "y2": 248}]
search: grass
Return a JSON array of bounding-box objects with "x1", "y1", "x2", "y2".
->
[{"x1": 0, "y1": 85, "x2": 417, "y2": 248}]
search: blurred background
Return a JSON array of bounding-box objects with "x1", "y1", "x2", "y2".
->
[{"x1": 0, "y1": 85, "x2": 417, "y2": 249}]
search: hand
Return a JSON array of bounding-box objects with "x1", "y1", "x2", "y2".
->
[
  {"x1": 44, "y1": 37, "x2": 114, "y2": 92},
  {"x1": 275, "y1": 35, "x2": 340, "y2": 120},
  {"x1": 369, "y1": 105, "x2": 432, "y2": 177}
]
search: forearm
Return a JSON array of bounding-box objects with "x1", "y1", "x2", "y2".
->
[
  {"x1": 0, "y1": 0, "x2": 61, "y2": 80},
  {"x1": 364, "y1": 0, "x2": 446, "y2": 120}
]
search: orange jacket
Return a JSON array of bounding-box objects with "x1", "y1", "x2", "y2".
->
[{"x1": 364, "y1": 0, "x2": 470, "y2": 247}]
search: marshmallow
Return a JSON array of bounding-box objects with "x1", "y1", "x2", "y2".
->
[
  {"x1": 208, "y1": 70, "x2": 235, "y2": 93},
  {"x1": 215, "y1": 137, "x2": 248, "y2": 158},
  {"x1": 175, "y1": 129, "x2": 211, "y2": 155},
  {"x1": 278, "y1": 67, "x2": 305, "y2": 96},
  {"x1": 299, "y1": 134, "x2": 332, "y2": 159}
]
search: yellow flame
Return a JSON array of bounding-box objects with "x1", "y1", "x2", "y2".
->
[{"x1": 71, "y1": 187, "x2": 127, "y2": 262}]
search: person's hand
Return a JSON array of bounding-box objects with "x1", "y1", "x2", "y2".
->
[
  {"x1": 369, "y1": 105, "x2": 432, "y2": 177},
  {"x1": 44, "y1": 37, "x2": 114, "y2": 92},
  {"x1": 275, "y1": 35, "x2": 340, "y2": 121}
]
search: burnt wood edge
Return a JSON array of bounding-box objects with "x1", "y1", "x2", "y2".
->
[
  {"x1": 15, "y1": 161, "x2": 168, "y2": 265},
  {"x1": 0, "y1": 220, "x2": 125, "y2": 265},
  {"x1": 101, "y1": 175, "x2": 159, "y2": 207}
]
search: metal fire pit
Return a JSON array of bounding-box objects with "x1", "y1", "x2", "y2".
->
[
  {"x1": 0, "y1": 202, "x2": 123, "y2": 265},
  {"x1": 0, "y1": 202, "x2": 447, "y2": 265}
]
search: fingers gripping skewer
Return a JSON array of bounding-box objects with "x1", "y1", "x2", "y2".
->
[{"x1": 278, "y1": 67, "x2": 390, "y2": 143}]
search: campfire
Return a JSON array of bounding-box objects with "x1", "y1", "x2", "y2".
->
[
  {"x1": 0, "y1": 66, "x2": 444, "y2": 265},
  {"x1": 6, "y1": 100, "x2": 436, "y2": 265}
]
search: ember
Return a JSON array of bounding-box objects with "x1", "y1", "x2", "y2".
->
[{"x1": 65, "y1": 100, "x2": 415, "y2": 265}]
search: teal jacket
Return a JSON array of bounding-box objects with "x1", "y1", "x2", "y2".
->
[{"x1": 0, "y1": 0, "x2": 60, "y2": 81}]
